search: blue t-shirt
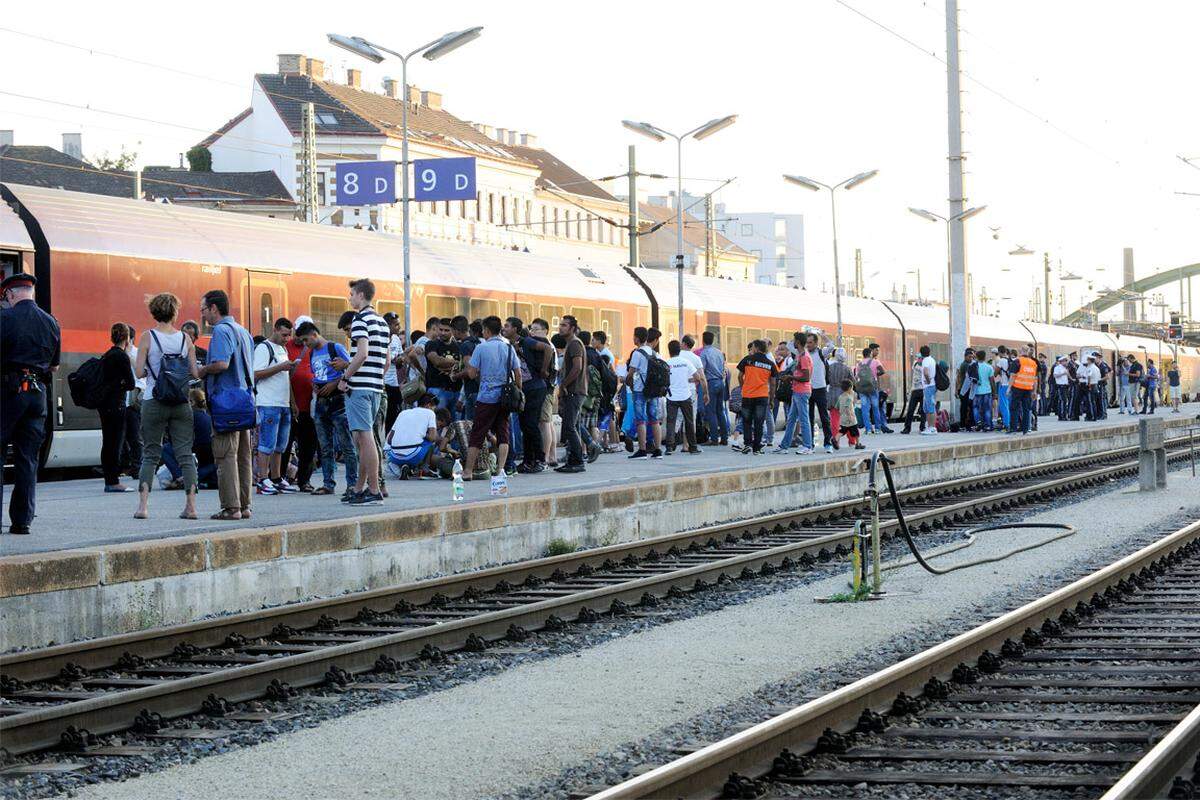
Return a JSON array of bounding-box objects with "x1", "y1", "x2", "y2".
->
[
  {"x1": 974, "y1": 361, "x2": 994, "y2": 395},
  {"x1": 470, "y1": 336, "x2": 519, "y2": 404},
  {"x1": 206, "y1": 317, "x2": 254, "y2": 395},
  {"x1": 310, "y1": 341, "x2": 352, "y2": 385}
]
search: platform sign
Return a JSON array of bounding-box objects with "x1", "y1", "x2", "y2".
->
[
  {"x1": 413, "y1": 157, "x2": 476, "y2": 202},
  {"x1": 334, "y1": 161, "x2": 397, "y2": 205}
]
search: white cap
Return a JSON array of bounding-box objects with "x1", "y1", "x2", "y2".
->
[{"x1": 294, "y1": 315, "x2": 314, "y2": 328}]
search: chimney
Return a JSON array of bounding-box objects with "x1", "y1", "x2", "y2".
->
[
  {"x1": 0, "y1": 130, "x2": 12, "y2": 148},
  {"x1": 406, "y1": 85, "x2": 421, "y2": 105},
  {"x1": 506, "y1": 131, "x2": 519, "y2": 145},
  {"x1": 474, "y1": 123, "x2": 494, "y2": 138},
  {"x1": 382, "y1": 78, "x2": 401, "y2": 98},
  {"x1": 305, "y1": 58, "x2": 325, "y2": 80},
  {"x1": 520, "y1": 133, "x2": 538, "y2": 148},
  {"x1": 346, "y1": 68, "x2": 362, "y2": 89},
  {"x1": 278, "y1": 54, "x2": 307, "y2": 75},
  {"x1": 494, "y1": 127, "x2": 508, "y2": 143},
  {"x1": 62, "y1": 133, "x2": 83, "y2": 161},
  {"x1": 420, "y1": 90, "x2": 442, "y2": 110}
]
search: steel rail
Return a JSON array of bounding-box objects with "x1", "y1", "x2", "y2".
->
[
  {"x1": 1101, "y1": 702, "x2": 1200, "y2": 799},
  {"x1": 588, "y1": 520, "x2": 1200, "y2": 799},
  {"x1": 0, "y1": 439, "x2": 1190, "y2": 757}
]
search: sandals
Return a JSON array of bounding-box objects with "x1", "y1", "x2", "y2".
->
[
  {"x1": 210, "y1": 509, "x2": 242, "y2": 521},
  {"x1": 179, "y1": 510, "x2": 198, "y2": 520},
  {"x1": 133, "y1": 510, "x2": 149, "y2": 520},
  {"x1": 311, "y1": 487, "x2": 334, "y2": 496}
]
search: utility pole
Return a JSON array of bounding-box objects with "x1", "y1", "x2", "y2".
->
[
  {"x1": 133, "y1": 169, "x2": 142, "y2": 201},
  {"x1": 704, "y1": 194, "x2": 715, "y2": 277},
  {"x1": 854, "y1": 248, "x2": 864, "y2": 297},
  {"x1": 1043, "y1": 251, "x2": 1052, "y2": 324},
  {"x1": 627, "y1": 145, "x2": 639, "y2": 270},
  {"x1": 300, "y1": 102, "x2": 319, "y2": 223},
  {"x1": 945, "y1": 0, "x2": 969, "y2": 420}
]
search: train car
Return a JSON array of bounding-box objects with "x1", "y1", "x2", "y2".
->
[{"x1": 3, "y1": 181, "x2": 1197, "y2": 469}]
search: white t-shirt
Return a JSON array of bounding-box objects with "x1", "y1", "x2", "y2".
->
[
  {"x1": 253, "y1": 340, "x2": 291, "y2": 408},
  {"x1": 1082, "y1": 363, "x2": 1101, "y2": 385},
  {"x1": 920, "y1": 355, "x2": 937, "y2": 388},
  {"x1": 808, "y1": 348, "x2": 828, "y2": 390},
  {"x1": 911, "y1": 361, "x2": 927, "y2": 391},
  {"x1": 387, "y1": 406, "x2": 437, "y2": 458},
  {"x1": 667, "y1": 355, "x2": 699, "y2": 402},
  {"x1": 384, "y1": 334, "x2": 404, "y2": 387},
  {"x1": 995, "y1": 357, "x2": 1011, "y2": 387},
  {"x1": 680, "y1": 350, "x2": 703, "y2": 398},
  {"x1": 1053, "y1": 363, "x2": 1070, "y2": 385}
]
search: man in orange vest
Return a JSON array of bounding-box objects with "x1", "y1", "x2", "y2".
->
[{"x1": 1008, "y1": 345, "x2": 1038, "y2": 435}]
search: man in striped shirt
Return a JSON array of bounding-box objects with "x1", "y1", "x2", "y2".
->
[{"x1": 338, "y1": 278, "x2": 389, "y2": 506}]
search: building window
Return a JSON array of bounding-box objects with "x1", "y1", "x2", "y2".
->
[
  {"x1": 741, "y1": 223, "x2": 754, "y2": 236},
  {"x1": 476, "y1": 191, "x2": 482, "y2": 221},
  {"x1": 488, "y1": 194, "x2": 495, "y2": 224},
  {"x1": 541, "y1": 206, "x2": 547, "y2": 236},
  {"x1": 525, "y1": 200, "x2": 532, "y2": 229},
  {"x1": 587, "y1": 217, "x2": 593, "y2": 242},
  {"x1": 774, "y1": 219, "x2": 786, "y2": 238},
  {"x1": 553, "y1": 208, "x2": 560, "y2": 236},
  {"x1": 501, "y1": 196, "x2": 508, "y2": 226},
  {"x1": 316, "y1": 172, "x2": 327, "y2": 205}
]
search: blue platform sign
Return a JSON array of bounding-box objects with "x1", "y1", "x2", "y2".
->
[
  {"x1": 334, "y1": 160, "x2": 397, "y2": 205},
  {"x1": 413, "y1": 157, "x2": 477, "y2": 202}
]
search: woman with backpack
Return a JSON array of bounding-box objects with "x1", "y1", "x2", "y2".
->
[{"x1": 133, "y1": 292, "x2": 201, "y2": 520}]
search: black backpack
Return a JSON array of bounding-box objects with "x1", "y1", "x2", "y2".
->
[
  {"x1": 638, "y1": 348, "x2": 671, "y2": 398},
  {"x1": 67, "y1": 357, "x2": 106, "y2": 410},
  {"x1": 934, "y1": 360, "x2": 950, "y2": 391},
  {"x1": 148, "y1": 331, "x2": 192, "y2": 405},
  {"x1": 597, "y1": 357, "x2": 619, "y2": 400}
]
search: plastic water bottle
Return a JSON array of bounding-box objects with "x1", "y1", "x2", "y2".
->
[{"x1": 452, "y1": 459, "x2": 465, "y2": 503}]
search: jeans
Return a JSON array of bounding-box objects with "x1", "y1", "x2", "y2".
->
[
  {"x1": 1141, "y1": 385, "x2": 1157, "y2": 414},
  {"x1": 99, "y1": 406, "x2": 127, "y2": 485},
  {"x1": 809, "y1": 387, "x2": 833, "y2": 446},
  {"x1": 384, "y1": 385, "x2": 403, "y2": 430},
  {"x1": 432, "y1": 387, "x2": 460, "y2": 419},
  {"x1": 958, "y1": 393, "x2": 974, "y2": 430},
  {"x1": 519, "y1": 385, "x2": 546, "y2": 466},
  {"x1": 139, "y1": 398, "x2": 196, "y2": 493},
  {"x1": 163, "y1": 439, "x2": 217, "y2": 486},
  {"x1": 741, "y1": 396, "x2": 769, "y2": 451},
  {"x1": 859, "y1": 391, "x2": 882, "y2": 433},
  {"x1": 286, "y1": 411, "x2": 319, "y2": 488},
  {"x1": 507, "y1": 411, "x2": 523, "y2": 470},
  {"x1": 559, "y1": 391, "x2": 585, "y2": 465},
  {"x1": 780, "y1": 393, "x2": 812, "y2": 449},
  {"x1": 1054, "y1": 384, "x2": 1070, "y2": 420},
  {"x1": 1119, "y1": 382, "x2": 1135, "y2": 413},
  {"x1": 212, "y1": 429, "x2": 252, "y2": 512},
  {"x1": 997, "y1": 385, "x2": 1011, "y2": 429},
  {"x1": 315, "y1": 397, "x2": 358, "y2": 491},
  {"x1": 665, "y1": 398, "x2": 697, "y2": 450},
  {"x1": 901, "y1": 390, "x2": 926, "y2": 432},
  {"x1": 704, "y1": 378, "x2": 728, "y2": 442},
  {"x1": 973, "y1": 393, "x2": 994, "y2": 430},
  {"x1": 1009, "y1": 387, "x2": 1033, "y2": 433}
]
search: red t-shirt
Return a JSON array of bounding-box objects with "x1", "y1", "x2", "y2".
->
[
  {"x1": 792, "y1": 352, "x2": 813, "y2": 396},
  {"x1": 286, "y1": 338, "x2": 314, "y2": 411}
]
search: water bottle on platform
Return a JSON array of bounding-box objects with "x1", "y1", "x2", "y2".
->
[{"x1": 452, "y1": 459, "x2": 465, "y2": 503}]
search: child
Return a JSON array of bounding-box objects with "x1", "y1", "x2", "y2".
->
[{"x1": 837, "y1": 379, "x2": 865, "y2": 450}]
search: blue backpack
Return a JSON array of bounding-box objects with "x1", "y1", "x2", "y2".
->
[{"x1": 208, "y1": 323, "x2": 258, "y2": 433}]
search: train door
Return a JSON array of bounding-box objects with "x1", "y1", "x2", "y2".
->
[{"x1": 243, "y1": 271, "x2": 291, "y2": 338}]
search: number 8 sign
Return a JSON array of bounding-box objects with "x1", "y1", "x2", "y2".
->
[{"x1": 412, "y1": 157, "x2": 477, "y2": 202}]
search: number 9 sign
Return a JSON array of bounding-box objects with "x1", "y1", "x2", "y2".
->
[{"x1": 412, "y1": 157, "x2": 476, "y2": 202}]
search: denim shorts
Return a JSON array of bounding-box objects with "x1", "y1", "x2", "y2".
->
[
  {"x1": 631, "y1": 391, "x2": 661, "y2": 425},
  {"x1": 345, "y1": 389, "x2": 382, "y2": 432},
  {"x1": 922, "y1": 385, "x2": 938, "y2": 414},
  {"x1": 257, "y1": 406, "x2": 292, "y2": 454}
]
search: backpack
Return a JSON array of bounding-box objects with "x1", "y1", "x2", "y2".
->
[
  {"x1": 854, "y1": 360, "x2": 878, "y2": 394},
  {"x1": 67, "y1": 357, "x2": 106, "y2": 410},
  {"x1": 634, "y1": 347, "x2": 670, "y2": 398},
  {"x1": 597, "y1": 357, "x2": 619, "y2": 400},
  {"x1": 935, "y1": 408, "x2": 950, "y2": 432},
  {"x1": 934, "y1": 360, "x2": 950, "y2": 392},
  {"x1": 583, "y1": 365, "x2": 603, "y2": 412},
  {"x1": 148, "y1": 331, "x2": 192, "y2": 406},
  {"x1": 728, "y1": 385, "x2": 742, "y2": 416},
  {"x1": 498, "y1": 342, "x2": 525, "y2": 413}
]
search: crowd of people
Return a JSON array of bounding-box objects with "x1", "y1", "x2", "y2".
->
[{"x1": 81, "y1": 283, "x2": 1191, "y2": 521}]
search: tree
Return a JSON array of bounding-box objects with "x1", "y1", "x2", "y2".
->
[
  {"x1": 89, "y1": 146, "x2": 138, "y2": 171},
  {"x1": 186, "y1": 145, "x2": 212, "y2": 172}
]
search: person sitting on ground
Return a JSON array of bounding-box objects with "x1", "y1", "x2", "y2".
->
[
  {"x1": 385, "y1": 393, "x2": 449, "y2": 478},
  {"x1": 162, "y1": 389, "x2": 217, "y2": 490}
]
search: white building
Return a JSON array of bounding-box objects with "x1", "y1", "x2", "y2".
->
[{"x1": 201, "y1": 55, "x2": 630, "y2": 266}]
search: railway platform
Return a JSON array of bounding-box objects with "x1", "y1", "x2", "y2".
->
[{"x1": 2, "y1": 407, "x2": 1198, "y2": 651}]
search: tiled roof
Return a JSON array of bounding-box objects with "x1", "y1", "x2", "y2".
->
[
  {"x1": 639, "y1": 202, "x2": 749, "y2": 255},
  {"x1": 505, "y1": 143, "x2": 615, "y2": 202},
  {"x1": 197, "y1": 107, "x2": 252, "y2": 149},
  {"x1": 0, "y1": 145, "x2": 292, "y2": 203}
]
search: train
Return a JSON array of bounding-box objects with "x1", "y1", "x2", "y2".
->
[{"x1": 2, "y1": 182, "x2": 1196, "y2": 469}]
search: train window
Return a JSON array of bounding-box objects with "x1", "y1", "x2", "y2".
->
[
  {"x1": 600, "y1": 309, "x2": 622, "y2": 356},
  {"x1": 259, "y1": 293, "x2": 273, "y2": 337},
  {"x1": 469, "y1": 298, "x2": 500, "y2": 320},
  {"x1": 746, "y1": 328, "x2": 763, "y2": 346},
  {"x1": 426, "y1": 295, "x2": 458, "y2": 321},
  {"x1": 309, "y1": 296, "x2": 346, "y2": 341},
  {"x1": 506, "y1": 302, "x2": 534, "y2": 326},
  {"x1": 570, "y1": 307, "x2": 596, "y2": 332},
  {"x1": 540, "y1": 304, "x2": 565, "y2": 329},
  {"x1": 376, "y1": 301, "x2": 404, "y2": 326},
  {"x1": 725, "y1": 326, "x2": 745, "y2": 357},
  {"x1": 636, "y1": 306, "x2": 650, "y2": 327},
  {"x1": 765, "y1": 329, "x2": 782, "y2": 346},
  {"x1": 704, "y1": 325, "x2": 721, "y2": 348}
]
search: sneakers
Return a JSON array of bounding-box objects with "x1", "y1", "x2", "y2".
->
[
  {"x1": 555, "y1": 463, "x2": 586, "y2": 473},
  {"x1": 740, "y1": 445, "x2": 753, "y2": 454},
  {"x1": 686, "y1": 447, "x2": 702, "y2": 455},
  {"x1": 275, "y1": 478, "x2": 300, "y2": 494},
  {"x1": 650, "y1": 449, "x2": 664, "y2": 460},
  {"x1": 257, "y1": 479, "x2": 278, "y2": 495},
  {"x1": 920, "y1": 429, "x2": 937, "y2": 436},
  {"x1": 629, "y1": 450, "x2": 649, "y2": 460},
  {"x1": 854, "y1": 442, "x2": 866, "y2": 450},
  {"x1": 341, "y1": 489, "x2": 359, "y2": 503},
  {"x1": 824, "y1": 445, "x2": 833, "y2": 454},
  {"x1": 348, "y1": 491, "x2": 383, "y2": 506},
  {"x1": 796, "y1": 447, "x2": 814, "y2": 455},
  {"x1": 587, "y1": 442, "x2": 602, "y2": 463},
  {"x1": 770, "y1": 446, "x2": 789, "y2": 454}
]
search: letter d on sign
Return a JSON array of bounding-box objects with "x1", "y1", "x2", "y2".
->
[
  {"x1": 375, "y1": 177, "x2": 388, "y2": 194},
  {"x1": 455, "y1": 173, "x2": 468, "y2": 191}
]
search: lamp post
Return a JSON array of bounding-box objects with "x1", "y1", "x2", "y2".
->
[
  {"x1": 622, "y1": 116, "x2": 737, "y2": 338},
  {"x1": 328, "y1": 27, "x2": 483, "y2": 338},
  {"x1": 783, "y1": 170, "x2": 880, "y2": 346},
  {"x1": 908, "y1": 205, "x2": 985, "y2": 313}
]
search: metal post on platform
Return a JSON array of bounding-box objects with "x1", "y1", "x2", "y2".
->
[
  {"x1": 870, "y1": 489, "x2": 882, "y2": 594},
  {"x1": 1138, "y1": 418, "x2": 1166, "y2": 491}
]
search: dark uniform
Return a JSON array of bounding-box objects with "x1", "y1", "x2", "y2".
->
[{"x1": 1, "y1": 273, "x2": 61, "y2": 535}]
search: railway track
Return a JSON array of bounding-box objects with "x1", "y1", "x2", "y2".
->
[
  {"x1": 1, "y1": 438, "x2": 1195, "y2": 762},
  {"x1": 588, "y1": 518, "x2": 1200, "y2": 800}
]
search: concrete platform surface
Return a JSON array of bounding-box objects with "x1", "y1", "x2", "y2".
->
[{"x1": 5, "y1": 407, "x2": 1197, "y2": 558}]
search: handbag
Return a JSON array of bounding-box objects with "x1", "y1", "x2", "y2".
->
[
  {"x1": 499, "y1": 342, "x2": 525, "y2": 413},
  {"x1": 400, "y1": 375, "x2": 427, "y2": 404},
  {"x1": 209, "y1": 322, "x2": 258, "y2": 433}
]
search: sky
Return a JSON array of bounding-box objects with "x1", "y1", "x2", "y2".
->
[{"x1": 3, "y1": 0, "x2": 1198, "y2": 323}]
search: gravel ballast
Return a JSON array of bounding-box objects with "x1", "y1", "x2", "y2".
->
[{"x1": 48, "y1": 467, "x2": 1200, "y2": 800}]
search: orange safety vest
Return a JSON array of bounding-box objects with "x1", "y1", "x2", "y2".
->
[{"x1": 1011, "y1": 356, "x2": 1038, "y2": 391}]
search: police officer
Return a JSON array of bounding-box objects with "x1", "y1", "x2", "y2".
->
[{"x1": 1, "y1": 273, "x2": 61, "y2": 535}]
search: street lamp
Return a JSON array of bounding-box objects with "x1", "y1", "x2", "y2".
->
[
  {"x1": 328, "y1": 27, "x2": 483, "y2": 337},
  {"x1": 622, "y1": 115, "x2": 737, "y2": 338},
  {"x1": 783, "y1": 170, "x2": 880, "y2": 345},
  {"x1": 1008, "y1": 245, "x2": 1054, "y2": 324},
  {"x1": 906, "y1": 269, "x2": 923, "y2": 303},
  {"x1": 908, "y1": 204, "x2": 985, "y2": 316}
]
